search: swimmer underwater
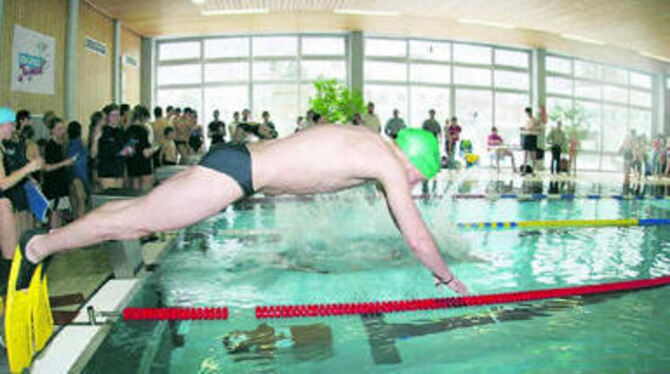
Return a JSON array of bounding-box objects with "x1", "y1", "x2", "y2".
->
[{"x1": 16, "y1": 123, "x2": 470, "y2": 294}]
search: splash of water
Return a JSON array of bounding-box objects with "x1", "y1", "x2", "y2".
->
[{"x1": 443, "y1": 166, "x2": 478, "y2": 200}]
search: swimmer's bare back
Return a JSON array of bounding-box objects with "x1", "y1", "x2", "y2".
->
[{"x1": 248, "y1": 125, "x2": 397, "y2": 195}]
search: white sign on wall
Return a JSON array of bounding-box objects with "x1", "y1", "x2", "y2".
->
[
  {"x1": 10, "y1": 24, "x2": 56, "y2": 95},
  {"x1": 85, "y1": 36, "x2": 107, "y2": 56},
  {"x1": 123, "y1": 55, "x2": 138, "y2": 68}
]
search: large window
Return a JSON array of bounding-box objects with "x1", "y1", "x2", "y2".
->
[
  {"x1": 364, "y1": 37, "x2": 531, "y2": 154},
  {"x1": 545, "y1": 54, "x2": 654, "y2": 171},
  {"x1": 156, "y1": 35, "x2": 346, "y2": 136},
  {"x1": 153, "y1": 33, "x2": 661, "y2": 169}
]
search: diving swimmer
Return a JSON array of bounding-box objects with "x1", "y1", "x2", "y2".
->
[{"x1": 16, "y1": 124, "x2": 469, "y2": 295}]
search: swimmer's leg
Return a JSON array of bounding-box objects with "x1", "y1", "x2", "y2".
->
[
  {"x1": 0, "y1": 198, "x2": 16, "y2": 259},
  {"x1": 26, "y1": 166, "x2": 244, "y2": 263}
]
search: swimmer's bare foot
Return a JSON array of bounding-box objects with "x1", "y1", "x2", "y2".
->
[{"x1": 24, "y1": 233, "x2": 44, "y2": 264}]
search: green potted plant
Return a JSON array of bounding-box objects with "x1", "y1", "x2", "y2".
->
[
  {"x1": 308, "y1": 79, "x2": 366, "y2": 124},
  {"x1": 548, "y1": 103, "x2": 592, "y2": 141}
]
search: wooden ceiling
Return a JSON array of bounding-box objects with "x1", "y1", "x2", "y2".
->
[{"x1": 88, "y1": 0, "x2": 670, "y2": 72}]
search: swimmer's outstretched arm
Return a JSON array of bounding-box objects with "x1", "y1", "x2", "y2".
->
[{"x1": 380, "y1": 170, "x2": 469, "y2": 295}]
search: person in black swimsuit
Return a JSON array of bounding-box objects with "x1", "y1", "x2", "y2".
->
[
  {"x1": 0, "y1": 107, "x2": 43, "y2": 260},
  {"x1": 125, "y1": 106, "x2": 159, "y2": 191},
  {"x1": 91, "y1": 104, "x2": 125, "y2": 190},
  {"x1": 42, "y1": 117, "x2": 76, "y2": 226},
  {"x1": 208, "y1": 110, "x2": 226, "y2": 146},
  {"x1": 2, "y1": 138, "x2": 30, "y2": 213},
  {"x1": 188, "y1": 110, "x2": 205, "y2": 156}
]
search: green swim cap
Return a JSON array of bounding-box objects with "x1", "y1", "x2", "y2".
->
[{"x1": 396, "y1": 128, "x2": 440, "y2": 179}]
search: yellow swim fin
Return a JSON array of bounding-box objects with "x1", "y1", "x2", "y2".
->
[
  {"x1": 30, "y1": 263, "x2": 54, "y2": 352},
  {"x1": 5, "y1": 229, "x2": 48, "y2": 373},
  {"x1": 5, "y1": 245, "x2": 35, "y2": 373}
]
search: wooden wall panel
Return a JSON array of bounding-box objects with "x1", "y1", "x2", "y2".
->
[
  {"x1": 121, "y1": 27, "x2": 141, "y2": 107},
  {"x1": 1, "y1": 0, "x2": 67, "y2": 115},
  {"x1": 77, "y1": 1, "x2": 113, "y2": 138}
]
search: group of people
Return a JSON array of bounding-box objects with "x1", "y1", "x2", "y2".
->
[
  {"x1": 0, "y1": 108, "x2": 87, "y2": 266},
  {"x1": 351, "y1": 102, "x2": 582, "y2": 177},
  {"x1": 335, "y1": 102, "x2": 465, "y2": 167},
  {"x1": 621, "y1": 130, "x2": 670, "y2": 182},
  {"x1": 211, "y1": 108, "x2": 280, "y2": 145},
  {"x1": 517, "y1": 106, "x2": 580, "y2": 176}
]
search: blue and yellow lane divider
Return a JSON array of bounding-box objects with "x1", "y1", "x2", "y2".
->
[
  {"x1": 452, "y1": 193, "x2": 670, "y2": 201},
  {"x1": 457, "y1": 218, "x2": 670, "y2": 230}
]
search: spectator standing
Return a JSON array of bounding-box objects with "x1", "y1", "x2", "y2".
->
[
  {"x1": 126, "y1": 106, "x2": 159, "y2": 191},
  {"x1": 362, "y1": 102, "x2": 381, "y2": 133},
  {"x1": 160, "y1": 127, "x2": 179, "y2": 166},
  {"x1": 229, "y1": 111, "x2": 242, "y2": 143},
  {"x1": 568, "y1": 130, "x2": 580, "y2": 177},
  {"x1": 446, "y1": 117, "x2": 462, "y2": 166},
  {"x1": 547, "y1": 121, "x2": 567, "y2": 175},
  {"x1": 66, "y1": 121, "x2": 89, "y2": 219},
  {"x1": 422, "y1": 109, "x2": 441, "y2": 140},
  {"x1": 208, "y1": 110, "x2": 226, "y2": 146},
  {"x1": 520, "y1": 107, "x2": 538, "y2": 175},
  {"x1": 93, "y1": 104, "x2": 125, "y2": 190},
  {"x1": 385, "y1": 109, "x2": 406, "y2": 139},
  {"x1": 42, "y1": 117, "x2": 76, "y2": 226}
]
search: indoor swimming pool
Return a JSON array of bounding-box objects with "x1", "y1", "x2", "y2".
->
[{"x1": 81, "y1": 182, "x2": 670, "y2": 373}]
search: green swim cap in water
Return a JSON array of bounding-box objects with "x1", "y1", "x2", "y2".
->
[{"x1": 396, "y1": 128, "x2": 440, "y2": 179}]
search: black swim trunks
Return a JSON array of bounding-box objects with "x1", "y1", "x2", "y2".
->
[
  {"x1": 198, "y1": 143, "x2": 254, "y2": 196},
  {"x1": 521, "y1": 134, "x2": 537, "y2": 151}
]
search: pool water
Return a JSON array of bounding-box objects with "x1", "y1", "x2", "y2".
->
[{"x1": 83, "y1": 184, "x2": 670, "y2": 373}]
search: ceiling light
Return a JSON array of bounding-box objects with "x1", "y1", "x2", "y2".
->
[
  {"x1": 191, "y1": 0, "x2": 206, "y2": 5},
  {"x1": 202, "y1": 8, "x2": 269, "y2": 16},
  {"x1": 560, "y1": 34, "x2": 605, "y2": 45},
  {"x1": 334, "y1": 9, "x2": 400, "y2": 17},
  {"x1": 458, "y1": 18, "x2": 514, "y2": 29},
  {"x1": 639, "y1": 51, "x2": 670, "y2": 63}
]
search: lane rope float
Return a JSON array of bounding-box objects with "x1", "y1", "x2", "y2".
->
[
  {"x1": 457, "y1": 218, "x2": 670, "y2": 230},
  {"x1": 255, "y1": 276, "x2": 670, "y2": 319}
]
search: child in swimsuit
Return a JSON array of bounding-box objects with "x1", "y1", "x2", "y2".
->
[
  {"x1": 651, "y1": 136, "x2": 663, "y2": 178},
  {"x1": 568, "y1": 131, "x2": 579, "y2": 176}
]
